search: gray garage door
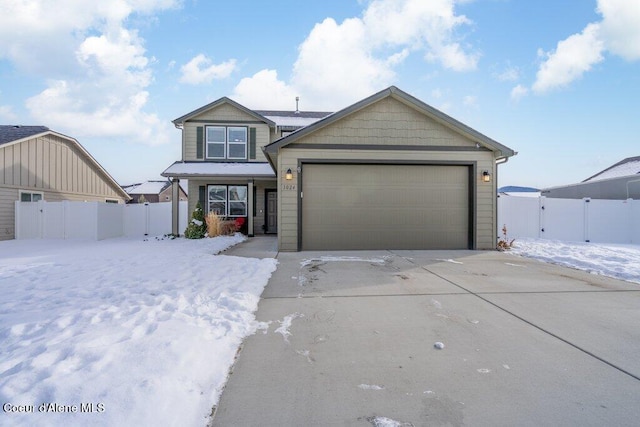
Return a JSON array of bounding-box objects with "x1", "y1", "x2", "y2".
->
[{"x1": 301, "y1": 164, "x2": 471, "y2": 250}]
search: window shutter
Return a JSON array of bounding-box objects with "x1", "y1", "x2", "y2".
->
[
  {"x1": 199, "y1": 186, "x2": 206, "y2": 210},
  {"x1": 249, "y1": 127, "x2": 256, "y2": 160},
  {"x1": 196, "y1": 127, "x2": 204, "y2": 159}
]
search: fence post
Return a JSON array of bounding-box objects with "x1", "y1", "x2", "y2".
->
[
  {"x1": 145, "y1": 202, "x2": 150, "y2": 236},
  {"x1": 14, "y1": 201, "x2": 20, "y2": 239},
  {"x1": 539, "y1": 196, "x2": 546, "y2": 239},
  {"x1": 583, "y1": 198, "x2": 591, "y2": 242},
  {"x1": 37, "y1": 199, "x2": 45, "y2": 239}
]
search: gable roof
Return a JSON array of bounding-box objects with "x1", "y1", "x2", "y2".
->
[
  {"x1": 172, "y1": 97, "x2": 276, "y2": 127},
  {"x1": 0, "y1": 125, "x2": 50, "y2": 145},
  {"x1": 264, "y1": 86, "x2": 516, "y2": 159},
  {"x1": 583, "y1": 156, "x2": 640, "y2": 182},
  {"x1": 0, "y1": 126, "x2": 130, "y2": 200}
]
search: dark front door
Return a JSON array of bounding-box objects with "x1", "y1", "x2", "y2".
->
[{"x1": 266, "y1": 190, "x2": 277, "y2": 234}]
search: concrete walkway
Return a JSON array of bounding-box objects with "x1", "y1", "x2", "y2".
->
[{"x1": 210, "y1": 247, "x2": 640, "y2": 426}]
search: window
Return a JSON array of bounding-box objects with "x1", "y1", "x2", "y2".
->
[
  {"x1": 205, "y1": 126, "x2": 247, "y2": 160},
  {"x1": 208, "y1": 185, "x2": 248, "y2": 217},
  {"x1": 20, "y1": 191, "x2": 43, "y2": 202},
  {"x1": 206, "y1": 126, "x2": 225, "y2": 159}
]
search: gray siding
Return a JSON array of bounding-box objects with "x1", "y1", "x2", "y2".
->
[
  {"x1": 276, "y1": 97, "x2": 498, "y2": 251},
  {"x1": 182, "y1": 103, "x2": 271, "y2": 162}
]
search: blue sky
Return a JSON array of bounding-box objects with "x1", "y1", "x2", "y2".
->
[{"x1": 1, "y1": 0, "x2": 638, "y2": 189}]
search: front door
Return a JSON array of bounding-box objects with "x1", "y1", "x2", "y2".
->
[{"x1": 265, "y1": 190, "x2": 277, "y2": 234}]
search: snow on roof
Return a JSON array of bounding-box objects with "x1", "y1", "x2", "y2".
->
[
  {"x1": 254, "y1": 110, "x2": 332, "y2": 129},
  {"x1": 163, "y1": 162, "x2": 275, "y2": 177},
  {"x1": 584, "y1": 157, "x2": 640, "y2": 182},
  {"x1": 123, "y1": 181, "x2": 171, "y2": 195}
]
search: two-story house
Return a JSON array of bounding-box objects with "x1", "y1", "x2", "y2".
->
[{"x1": 163, "y1": 86, "x2": 516, "y2": 251}]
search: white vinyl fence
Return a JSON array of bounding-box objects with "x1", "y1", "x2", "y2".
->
[
  {"x1": 498, "y1": 195, "x2": 640, "y2": 244},
  {"x1": 15, "y1": 200, "x2": 188, "y2": 240}
]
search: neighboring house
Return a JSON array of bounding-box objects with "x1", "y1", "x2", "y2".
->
[
  {"x1": 123, "y1": 180, "x2": 187, "y2": 203},
  {"x1": 163, "y1": 86, "x2": 516, "y2": 251},
  {"x1": 542, "y1": 156, "x2": 640, "y2": 200},
  {"x1": 498, "y1": 186, "x2": 541, "y2": 197},
  {"x1": 0, "y1": 125, "x2": 130, "y2": 240}
]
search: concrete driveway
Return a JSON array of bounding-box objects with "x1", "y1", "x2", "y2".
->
[{"x1": 212, "y1": 242, "x2": 640, "y2": 426}]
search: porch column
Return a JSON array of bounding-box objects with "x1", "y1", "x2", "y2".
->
[
  {"x1": 247, "y1": 179, "x2": 254, "y2": 237},
  {"x1": 171, "y1": 178, "x2": 180, "y2": 236}
]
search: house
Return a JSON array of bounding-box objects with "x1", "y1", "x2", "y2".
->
[
  {"x1": 163, "y1": 86, "x2": 516, "y2": 251},
  {"x1": 0, "y1": 125, "x2": 130, "y2": 240},
  {"x1": 498, "y1": 186, "x2": 540, "y2": 197},
  {"x1": 542, "y1": 156, "x2": 640, "y2": 200},
  {"x1": 123, "y1": 180, "x2": 187, "y2": 204}
]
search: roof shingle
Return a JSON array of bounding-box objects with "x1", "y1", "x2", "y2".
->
[{"x1": 0, "y1": 125, "x2": 49, "y2": 145}]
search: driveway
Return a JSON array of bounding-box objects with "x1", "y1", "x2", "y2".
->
[{"x1": 212, "y1": 245, "x2": 640, "y2": 426}]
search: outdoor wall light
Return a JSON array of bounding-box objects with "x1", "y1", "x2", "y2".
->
[
  {"x1": 285, "y1": 168, "x2": 293, "y2": 180},
  {"x1": 482, "y1": 170, "x2": 491, "y2": 183}
]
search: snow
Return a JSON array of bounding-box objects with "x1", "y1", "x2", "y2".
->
[
  {"x1": 0, "y1": 235, "x2": 277, "y2": 426},
  {"x1": 162, "y1": 161, "x2": 275, "y2": 177},
  {"x1": 274, "y1": 313, "x2": 303, "y2": 344},
  {"x1": 510, "y1": 238, "x2": 640, "y2": 284},
  {"x1": 586, "y1": 159, "x2": 640, "y2": 181},
  {"x1": 358, "y1": 384, "x2": 385, "y2": 390},
  {"x1": 300, "y1": 256, "x2": 387, "y2": 267},
  {"x1": 122, "y1": 181, "x2": 169, "y2": 195}
]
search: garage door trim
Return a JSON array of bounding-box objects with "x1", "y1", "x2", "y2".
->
[{"x1": 297, "y1": 159, "x2": 477, "y2": 251}]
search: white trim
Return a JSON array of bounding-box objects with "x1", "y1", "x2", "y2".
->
[
  {"x1": 205, "y1": 126, "x2": 226, "y2": 159},
  {"x1": 19, "y1": 190, "x2": 44, "y2": 202}
]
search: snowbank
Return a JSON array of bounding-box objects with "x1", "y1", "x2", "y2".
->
[
  {"x1": 510, "y1": 238, "x2": 640, "y2": 284},
  {"x1": 0, "y1": 235, "x2": 277, "y2": 426}
]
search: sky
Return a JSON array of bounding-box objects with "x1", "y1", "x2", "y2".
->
[{"x1": 0, "y1": 0, "x2": 638, "y2": 189}]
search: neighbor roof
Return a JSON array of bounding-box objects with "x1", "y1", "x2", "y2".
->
[
  {"x1": 0, "y1": 126, "x2": 130, "y2": 200},
  {"x1": 123, "y1": 180, "x2": 172, "y2": 195},
  {"x1": 583, "y1": 156, "x2": 640, "y2": 182},
  {"x1": 264, "y1": 86, "x2": 516, "y2": 159},
  {"x1": 0, "y1": 125, "x2": 49, "y2": 145},
  {"x1": 254, "y1": 110, "x2": 332, "y2": 129}
]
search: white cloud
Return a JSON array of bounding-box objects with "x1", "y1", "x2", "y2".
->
[
  {"x1": 463, "y1": 95, "x2": 477, "y2": 107},
  {"x1": 232, "y1": 70, "x2": 298, "y2": 110},
  {"x1": 530, "y1": 0, "x2": 640, "y2": 94},
  {"x1": 179, "y1": 55, "x2": 237, "y2": 85},
  {"x1": 510, "y1": 84, "x2": 529, "y2": 101},
  {"x1": 0, "y1": 105, "x2": 18, "y2": 122},
  {"x1": 532, "y1": 23, "x2": 604, "y2": 93},
  {"x1": 232, "y1": 0, "x2": 478, "y2": 110},
  {"x1": 0, "y1": 0, "x2": 180, "y2": 145},
  {"x1": 495, "y1": 65, "x2": 520, "y2": 82},
  {"x1": 597, "y1": 0, "x2": 640, "y2": 60}
]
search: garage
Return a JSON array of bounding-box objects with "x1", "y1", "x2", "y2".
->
[{"x1": 301, "y1": 163, "x2": 472, "y2": 250}]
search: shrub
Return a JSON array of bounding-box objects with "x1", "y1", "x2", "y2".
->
[
  {"x1": 218, "y1": 220, "x2": 239, "y2": 236},
  {"x1": 497, "y1": 224, "x2": 515, "y2": 251},
  {"x1": 205, "y1": 212, "x2": 221, "y2": 237},
  {"x1": 184, "y1": 201, "x2": 207, "y2": 239}
]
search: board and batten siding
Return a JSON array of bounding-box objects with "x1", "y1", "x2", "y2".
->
[
  {"x1": 0, "y1": 134, "x2": 126, "y2": 240},
  {"x1": 182, "y1": 103, "x2": 271, "y2": 162}
]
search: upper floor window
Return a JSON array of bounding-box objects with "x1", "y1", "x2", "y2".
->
[{"x1": 206, "y1": 126, "x2": 247, "y2": 160}]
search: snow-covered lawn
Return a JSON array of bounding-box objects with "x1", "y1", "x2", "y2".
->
[
  {"x1": 0, "y1": 235, "x2": 277, "y2": 427},
  {"x1": 509, "y1": 238, "x2": 640, "y2": 284}
]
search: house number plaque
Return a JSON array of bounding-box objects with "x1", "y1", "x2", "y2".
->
[{"x1": 282, "y1": 184, "x2": 296, "y2": 191}]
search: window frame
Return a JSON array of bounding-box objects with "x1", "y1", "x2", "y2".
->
[
  {"x1": 207, "y1": 185, "x2": 248, "y2": 217},
  {"x1": 226, "y1": 127, "x2": 247, "y2": 160},
  {"x1": 204, "y1": 125, "x2": 248, "y2": 160},
  {"x1": 205, "y1": 126, "x2": 226, "y2": 159},
  {"x1": 19, "y1": 191, "x2": 43, "y2": 202}
]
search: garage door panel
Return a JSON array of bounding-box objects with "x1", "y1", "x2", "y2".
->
[{"x1": 302, "y1": 164, "x2": 471, "y2": 250}]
